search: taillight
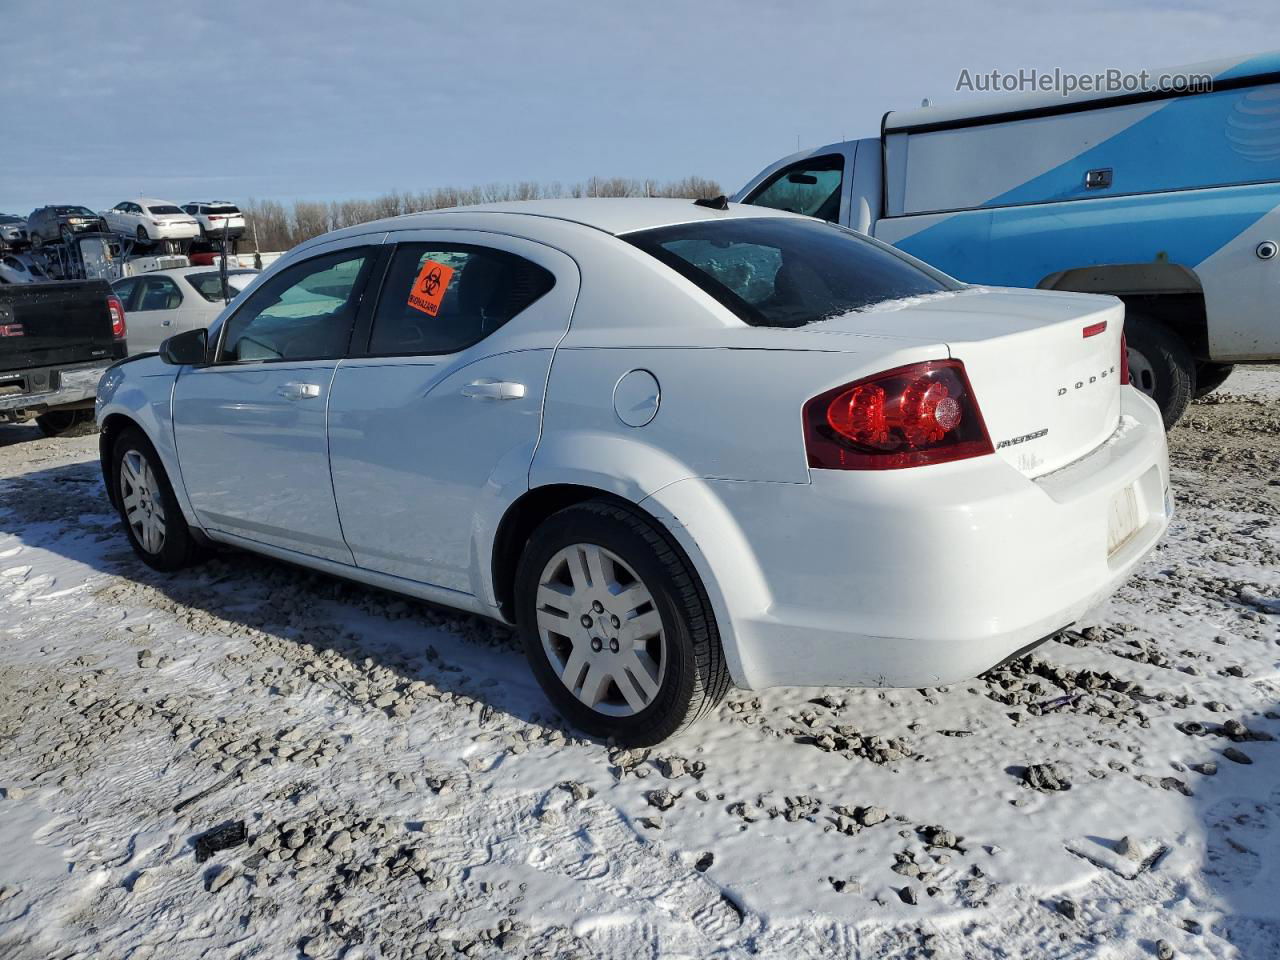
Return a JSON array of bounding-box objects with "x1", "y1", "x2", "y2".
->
[
  {"x1": 107, "y1": 295, "x2": 127, "y2": 340},
  {"x1": 1119, "y1": 332, "x2": 1130, "y2": 385},
  {"x1": 803, "y1": 359, "x2": 994, "y2": 470}
]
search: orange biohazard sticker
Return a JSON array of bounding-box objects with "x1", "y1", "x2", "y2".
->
[{"x1": 407, "y1": 259, "x2": 454, "y2": 316}]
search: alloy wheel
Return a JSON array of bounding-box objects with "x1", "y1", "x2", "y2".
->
[
  {"x1": 534, "y1": 543, "x2": 666, "y2": 717},
  {"x1": 120, "y1": 449, "x2": 166, "y2": 555}
]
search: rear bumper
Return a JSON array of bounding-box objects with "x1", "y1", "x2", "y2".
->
[
  {"x1": 0, "y1": 359, "x2": 114, "y2": 417},
  {"x1": 152, "y1": 223, "x2": 201, "y2": 241},
  {"x1": 644, "y1": 387, "x2": 1171, "y2": 690},
  {"x1": 202, "y1": 221, "x2": 244, "y2": 239}
]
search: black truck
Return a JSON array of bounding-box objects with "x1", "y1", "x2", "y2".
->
[{"x1": 0, "y1": 280, "x2": 127, "y2": 436}]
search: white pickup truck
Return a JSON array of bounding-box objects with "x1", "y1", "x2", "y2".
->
[{"x1": 735, "y1": 52, "x2": 1280, "y2": 426}]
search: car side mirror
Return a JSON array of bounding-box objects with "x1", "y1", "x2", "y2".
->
[{"x1": 160, "y1": 328, "x2": 209, "y2": 366}]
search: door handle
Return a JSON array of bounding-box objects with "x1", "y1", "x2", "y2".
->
[
  {"x1": 277, "y1": 382, "x2": 321, "y2": 400},
  {"x1": 461, "y1": 379, "x2": 526, "y2": 401},
  {"x1": 162, "y1": 319, "x2": 172, "y2": 326}
]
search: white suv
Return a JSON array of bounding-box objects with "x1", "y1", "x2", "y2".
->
[{"x1": 182, "y1": 202, "x2": 246, "y2": 242}]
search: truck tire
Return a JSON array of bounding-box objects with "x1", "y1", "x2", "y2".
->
[
  {"x1": 1194, "y1": 363, "x2": 1235, "y2": 399},
  {"x1": 1124, "y1": 315, "x2": 1196, "y2": 429},
  {"x1": 110, "y1": 426, "x2": 203, "y2": 571},
  {"x1": 35, "y1": 409, "x2": 94, "y2": 437},
  {"x1": 514, "y1": 499, "x2": 730, "y2": 746}
]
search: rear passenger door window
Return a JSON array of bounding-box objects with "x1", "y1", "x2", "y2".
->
[
  {"x1": 743, "y1": 154, "x2": 845, "y2": 222},
  {"x1": 218, "y1": 248, "x2": 373, "y2": 362},
  {"x1": 367, "y1": 243, "x2": 555, "y2": 356}
]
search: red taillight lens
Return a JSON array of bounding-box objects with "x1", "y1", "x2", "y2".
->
[
  {"x1": 1119, "y1": 332, "x2": 1130, "y2": 385},
  {"x1": 803, "y1": 359, "x2": 994, "y2": 470},
  {"x1": 108, "y1": 295, "x2": 127, "y2": 340}
]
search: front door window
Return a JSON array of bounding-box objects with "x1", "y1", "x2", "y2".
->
[{"x1": 743, "y1": 154, "x2": 845, "y2": 222}]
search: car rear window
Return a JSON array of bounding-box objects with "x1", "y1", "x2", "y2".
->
[
  {"x1": 205, "y1": 205, "x2": 240, "y2": 214},
  {"x1": 186, "y1": 269, "x2": 259, "y2": 301},
  {"x1": 147, "y1": 205, "x2": 184, "y2": 215},
  {"x1": 624, "y1": 217, "x2": 957, "y2": 328}
]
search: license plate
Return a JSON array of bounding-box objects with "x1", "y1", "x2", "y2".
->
[{"x1": 1106, "y1": 484, "x2": 1141, "y2": 556}]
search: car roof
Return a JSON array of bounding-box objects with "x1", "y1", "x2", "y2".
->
[
  {"x1": 374, "y1": 198, "x2": 804, "y2": 238},
  {"x1": 115, "y1": 266, "x2": 259, "y2": 282},
  {"x1": 131, "y1": 197, "x2": 183, "y2": 206}
]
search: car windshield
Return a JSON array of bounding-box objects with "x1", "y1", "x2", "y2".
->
[
  {"x1": 186, "y1": 269, "x2": 259, "y2": 302},
  {"x1": 54, "y1": 206, "x2": 97, "y2": 217},
  {"x1": 624, "y1": 217, "x2": 958, "y2": 328},
  {"x1": 147, "y1": 205, "x2": 184, "y2": 215}
]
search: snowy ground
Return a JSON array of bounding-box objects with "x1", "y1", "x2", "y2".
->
[{"x1": 0, "y1": 370, "x2": 1276, "y2": 960}]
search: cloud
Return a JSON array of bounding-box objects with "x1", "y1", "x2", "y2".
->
[{"x1": 2, "y1": 0, "x2": 1278, "y2": 212}]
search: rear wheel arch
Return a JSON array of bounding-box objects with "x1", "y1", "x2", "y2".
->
[
  {"x1": 1039, "y1": 262, "x2": 1210, "y2": 426},
  {"x1": 491, "y1": 484, "x2": 651, "y2": 622},
  {"x1": 510, "y1": 493, "x2": 732, "y2": 743},
  {"x1": 1038, "y1": 262, "x2": 1210, "y2": 359}
]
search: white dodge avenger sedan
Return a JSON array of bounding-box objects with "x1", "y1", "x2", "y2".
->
[{"x1": 96, "y1": 199, "x2": 1170, "y2": 745}]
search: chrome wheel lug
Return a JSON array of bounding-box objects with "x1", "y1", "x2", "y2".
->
[
  {"x1": 580, "y1": 614, "x2": 593, "y2": 628},
  {"x1": 609, "y1": 638, "x2": 620, "y2": 653},
  {"x1": 592, "y1": 600, "x2": 604, "y2": 613},
  {"x1": 590, "y1": 637, "x2": 603, "y2": 653},
  {"x1": 610, "y1": 614, "x2": 620, "y2": 629}
]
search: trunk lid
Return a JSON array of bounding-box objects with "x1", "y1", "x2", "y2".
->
[{"x1": 798, "y1": 287, "x2": 1126, "y2": 477}]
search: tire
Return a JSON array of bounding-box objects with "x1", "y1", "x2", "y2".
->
[
  {"x1": 1194, "y1": 362, "x2": 1235, "y2": 399},
  {"x1": 136, "y1": 226, "x2": 149, "y2": 246},
  {"x1": 514, "y1": 500, "x2": 730, "y2": 745},
  {"x1": 35, "y1": 409, "x2": 94, "y2": 437},
  {"x1": 1124, "y1": 315, "x2": 1196, "y2": 429},
  {"x1": 110, "y1": 426, "x2": 202, "y2": 571}
]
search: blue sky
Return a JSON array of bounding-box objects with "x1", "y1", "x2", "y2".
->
[{"x1": 2, "y1": 0, "x2": 1278, "y2": 214}]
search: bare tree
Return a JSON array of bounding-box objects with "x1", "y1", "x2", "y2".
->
[
  {"x1": 242, "y1": 175, "x2": 722, "y2": 249},
  {"x1": 290, "y1": 202, "x2": 331, "y2": 246},
  {"x1": 241, "y1": 198, "x2": 290, "y2": 251}
]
